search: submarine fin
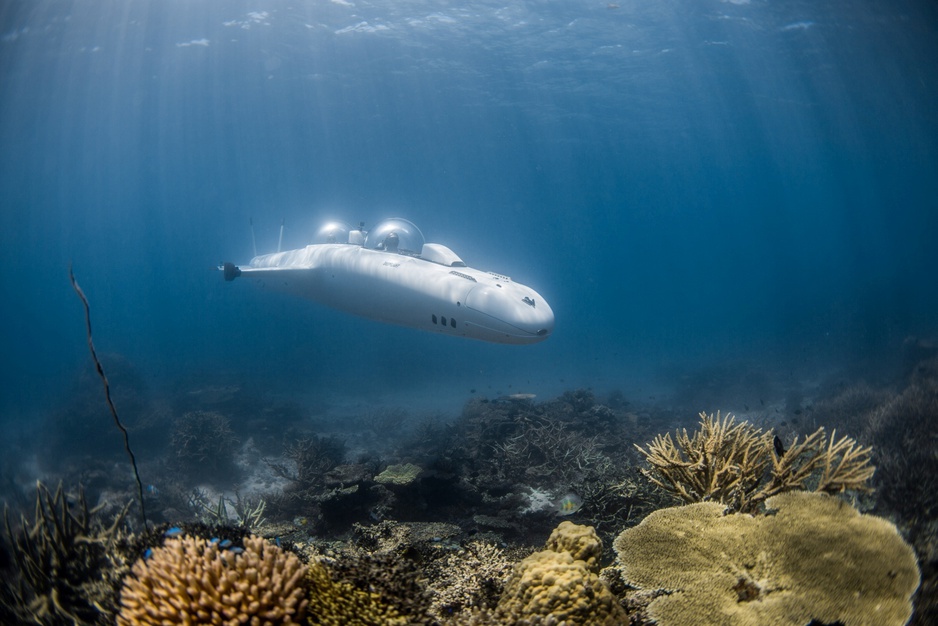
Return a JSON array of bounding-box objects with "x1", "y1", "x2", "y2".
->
[{"x1": 222, "y1": 262, "x2": 241, "y2": 281}]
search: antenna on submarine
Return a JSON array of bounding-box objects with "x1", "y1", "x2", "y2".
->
[
  {"x1": 277, "y1": 218, "x2": 285, "y2": 253},
  {"x1": 250, "y1": 217, "x2": 258, "y2": 258}
]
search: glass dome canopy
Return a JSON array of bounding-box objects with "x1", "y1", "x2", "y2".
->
[
  {"x1": 364, "y1": 218, "x2": 425, "y2": 255},
  {"x1": 314, "y1": 220, "x2": 353, "y2": 244}
]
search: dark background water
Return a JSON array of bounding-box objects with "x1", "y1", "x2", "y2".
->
[{"x1": 2, "y1": 0, "x2": 937, "y2": 423}]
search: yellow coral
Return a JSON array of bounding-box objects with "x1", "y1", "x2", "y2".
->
[
  {"x1": 305, "y1": 557, "x2": 409, "y2": 625},
  {"x1": 544, "y1": 520, "x2": 602, "y2": 570},
  {"x1": 613, "y1": 491, "x2": 920, "y2": 626},
  {"x1": 117, "y1": 535, "x2": 307, "y2": 625},
  {"x1": 497, "y1": 522, "x2": 626, "y2": 625},
  {"x1": 375, "y1": 463, "x2": 423, "y2": 486}
]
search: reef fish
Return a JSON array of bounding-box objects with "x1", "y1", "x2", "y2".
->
[{"x1": 554, "y1": 492, "x2": 583, "y2": 516}]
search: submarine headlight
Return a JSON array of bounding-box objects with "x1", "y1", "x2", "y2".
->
[{"x1": 314, "y1": 221, "x2": 353, "y2": 244}]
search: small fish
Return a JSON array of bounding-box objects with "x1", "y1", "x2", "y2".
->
[
  {"x1": 773, "y1": 435, "x2": 787, "y2": 458},
  {"x1": 554, "y1": 492, "x2": 583, "y2": 516},
  {"x1": 293, "y1": 516, "x2": 308, "y2": 526},
  {"x1": 210, "y1": 537, "x2": 220, "y2": 544},
  {"x1": 274, "y1": 537, "x2": 281, "y2": 548},
  {"x1": 143, "y1": 548, "x2": 153, "y2": 560},
  {"x1": 218, "y1": 539, "x2": 233, "y2": 549},
  {"x1": 145, "y1": 484, "x2": 159, "y2": 496},
  {"x1": 228, "y1": 547, "x2": 244, "y2": 555},
  {"x1": 164, "y1": 527, "x2": 183, "y2": 538},
  {"x1": 497, "y1": 392, "x2": 536, "y2": 403}
]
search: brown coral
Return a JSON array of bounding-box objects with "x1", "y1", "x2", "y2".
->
[
  {"x1": 612, "y1": 491, "x2": 920, "y2": 626},
  {"x1": 635, "y1": 411, "x2": 875, "y2": 513},
  {"x1": 117, "y1": 534, "x2": 307, "y2": 625},
  {"x1": 496, "y1": 521, "x2": 626, "y2": 625},
  {"x1": 305, "y1": 557, "x2": 409, "y2": 625},
  {"x1": 425, "y1": 541, "x2": 515, "y2": 619}
]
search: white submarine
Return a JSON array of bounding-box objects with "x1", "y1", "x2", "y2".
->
[{"x1": 221, "y1": 218, "x2": 554, "y2": 345}]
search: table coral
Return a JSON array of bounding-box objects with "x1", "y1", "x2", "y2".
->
[
  {"x1": 612, "y1": 491, "x2": 920, "y2": 626},
  {"x1": 375, "y1": 463, "x2": 423, "y2": 486},
  {"x1": 497, "y1": 521, "x2": 626, "y2": 625},
  {"x1": 117, "y1": 534, "x2": 307, "y2": 625}
]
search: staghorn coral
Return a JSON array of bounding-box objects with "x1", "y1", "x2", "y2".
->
[
  {"x1": 1, "y1": 481, "x2": 132, "y2": 626},
  {"x1": 496, "y1": 521, "x2": 626, "y2": 625},
  {"x1": 611, "y1": 491, "x2": 920, "y2": 626},
  {"x1": 117, "y1": 534, "x2": 307, "y2": 625},
  {"x1": 635, "y1": 411, "x2": 875, "y2": 513}
]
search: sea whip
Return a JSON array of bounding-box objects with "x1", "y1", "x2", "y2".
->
[{"x1": 69, "y1": 265, "x2": 149, "y2": 530}]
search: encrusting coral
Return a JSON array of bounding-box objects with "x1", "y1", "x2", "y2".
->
[
  {"x1": 117, "y1": 534, "x2": 307, "y2": 625},
  {"x1": 496, "y1": 521, "x2": 626, "y2": 625},
  {"x1": 635, "y1": 410, "x2": 875, "y2": 513},
  {"x1": 612, "y1": 491, "x2": 920, "y2": 626}
]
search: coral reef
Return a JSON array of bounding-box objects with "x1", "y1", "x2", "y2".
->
[
  {"x1": 315, "y1": 550, "x2": 433, "y2": 624},
  {"x1": 0, "y1": 482, "x2": 133, "y2": 626},
  {"x1": 375, "y1": 462, "x2": 423, "y2": 486},
  {"x1": 544, "y1": 520, "x2": 602, "y2": 570},
  {"x1": 305, "y1": 556, "x2": 410, "y2": 625},
  {"x1": 117, "y1": 534, "x2": 307, "y2": 625},
  {"x1": 402, "y1": 389, "x2": 660, "y2": 541},
  {"x1": 635, "y1": 411, "x2": 875, "y2": 513},
  {"x1": 170, "y1": 410, "x2": 239, "y2": 479},
  {"x1": 496, "y1": 521, "x2": 626, "y2": 625},
  {"x1": 611, "y1": 491, "x2": 920, "y2": 626},
  {"x1": 425, "y1": 541, "x2": 516, "y2": 620}
]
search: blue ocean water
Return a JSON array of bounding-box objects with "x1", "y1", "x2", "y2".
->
[{"x1": 1, "y1": 0, "x2": 936, "y2": 425}]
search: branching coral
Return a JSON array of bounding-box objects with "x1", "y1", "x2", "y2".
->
[
  {"x1": 305, "y1": 557, "x2": 409, "y2": 626},
  {"x1": 1, "y1": 482, "x2": 132, "y2": 626},
  {"x1": 170, "y1": 410, "x2": 238, "y2": 474},
  {"x1": 425, "y1": 541, "x2": 515, "y2": 619},
  {"x1": 611, "y1": 491, "x2": 920, "y2": 626},
  {"x1": 635, "y1": 411, "x2": 875, "y2": 513},
  {"x1": 117, "y1": 534, "x2": 307, "y2": 625},
  {"x1": 318, "y1": 550, "x2": 433, "y2": 624},
  {"x1": 496, "y1": 521, "x2": 626, "y2": 625}
]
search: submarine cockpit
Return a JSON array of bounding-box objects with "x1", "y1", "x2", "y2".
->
[
  {"x1": 314, "y1": 221, "x2": 354, "y2": 245},
  {"x1": 364, "y1": 218, "x2": 425, "y2": 255}
]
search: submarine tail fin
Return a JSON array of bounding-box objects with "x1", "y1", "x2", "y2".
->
[{"x1": 222, "y1": 262, "x2": 241, "y2": 281}]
